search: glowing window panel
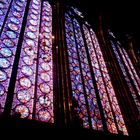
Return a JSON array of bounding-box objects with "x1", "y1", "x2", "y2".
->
[
  {"x1": 0, "y1": 0, "x2": 27, "y2": 111},
  {"x1": 117, "y1": 45, "x2": 140, "y2": 96},
  {"x1": 122, "y1": 49, "x2": 140, "y2": 93},
  {"x1": 89, "y1": 28, "x2": 128, "y2": 135},
  {"x1": 83, "y1": 25, "x2": 117, "y2": 133},
  {"x1": 0, "y1": 0, "x2": 12, "y2": 32},
  {"x1": 109, "y1": 39, "x2": 140, "y2": 112},
  {"x1": 35, "y1": 1, "x2": 53, "y2": 122},
  {"x1": 11, "y1": 0, "x2": 41, "y2": 119},
  {"x1": 65, "y1": 14, "x2": 90, "y2": 128},
  {"x1": 73, "y1": 19, "x2": 103, "y2": 130}
]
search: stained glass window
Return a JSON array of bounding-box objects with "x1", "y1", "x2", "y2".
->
[
  {"x1": 0, "y1": 0, "x2": 27, "y2": 113},
  {"x1": 0, "y1": 0, "x2": 53, "y2": 123},
  {"x1": 108, "y1": 31, "x2": 140, "y2": 112},
  {"x1": 65, "y1": 8, "x2": 128, "y2": 135}
]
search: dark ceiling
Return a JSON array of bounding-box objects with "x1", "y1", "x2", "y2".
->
[{"x1": 67, "y1": 0, "x2": 139, "y2": 35}]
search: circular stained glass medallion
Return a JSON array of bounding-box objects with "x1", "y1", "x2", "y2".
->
[
  {"x1": 32, "y1": 9, "x2": 38, "y2": 15},
  {"x1": 41, "y1": 63, "x2": 51, "y2": 71},
  {"x1": 0, "y1": 47, "x2": 12, "y2": 57},
  {"x1": 44, "y1": 11, "x2": 52, "y2": 16},
  {"x1": 8, "y1": 23, "x2": 18, "y2": 31},
  {"x1": 13, "y1": 11, "x2": 21, "y2": 18},
  {"x1": 11, "y1": 17, "x2": 20, "y2": 24},
  {"x1": 32, "y1": 4, "x2": 39, "y2": 10},
  {"x1": 26, "y1": 39, "x2": 35, "y2": 47},
  {"x1": 30, "y1": 14, "x2": 37, "y2": 20},
  {"x1": 16, "y1": 1, "x2": 24, "y2": 7},
  {"x1": 43, "y1": 33, "x2": 50, "y2": 39},
  {"x1": 14, "y1": 5, "x2": 22, "y2": 12},
  {"x1": 23, "y1": 56, "x2": 33, "y2": 65},
  {"x1": 39, "y1": 96, "x2": 51, "y2": 107},
  {"x1": 24, "y1": 47, "x2": 34, "y2": 56},
  {"x1": 21, "y1": 66, "x2": 33, "y2": 76},
  {"x1": 45, "y1": 22, "x2": 51, "y2": 27},
  {"x1": 0, "y1": 84, "x2": 5, "y2": 96},
  {"x1": 27, "y1": 32, "x2": 36, "y2": 39},
  {"x1": 19, "y1": 77, "x2": 31, "y2": 88},
  {"x1": 38, "y1": 109, "x2": 51, "y2": 122},
  {"x1": 0, "y1": 3, "x2": 4, "y2": 9},
  {"x1": 6, "y1": 31, "x2": 16, "y2": 39},
  {"x1": 0, "y1": 58, "x2": 10, "y2": 68},
  {"x1": 28, "y1": 26, "x2": 36, "y2": 32},
  {"x1": 43, "y1": 17, "x2": 50, "y2": 21},
  {"x1": 43, "y1": 55, "x2": 51, "y2": 62},
  {"x1": 40, "y1": 73, "x2": 51, "y2": 82},
  {"x1": 17, "y1": 90, "x2": 31, "y2": 103},
  {"x1": 45, "y1": 39, "x2": 51, "y2": 46},
  {"x1": 45, "y1": 7, "x2": 51, "y2": 12},
  {"x1": 44, "y1": 27, "x2": 50, "y2": 32},
  {"x1": 0, "y1": 10, "x2": 3, "y2": 15},
  {"x1": 0, "y1": 70, "x2": 7, "y2": 82},
  {"x1": 3, "y1": 39, "x2": 14, "y2": 47},
  {"x1": 33, "y1": 0, "x2": 39, "y2": 5},
  {"x1": 39, "y1": 83, "x2": 50, "y2": 93},
  {"x1": 29, "y1": 19, "x2": 37, "y2": 26},
  {"x1": 15, "y1": 105, "x2": 29, "y2": 118}
]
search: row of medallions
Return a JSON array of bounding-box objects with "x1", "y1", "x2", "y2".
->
[
  {"x1": 12, "y1": 0, "x2": 42, "y2": 119},
  {"x1": 0, "y1": 0, "x2": 27, "y2": 109},
  {"x1": 10, "y1": 0, "x2": 54, "y2": 123},
  {"x1": 35, "y1": 1, "x2": 53, "y2": 122},
  {"x1": 0, "y1": 0, "x2": 11, "y2": 31}
]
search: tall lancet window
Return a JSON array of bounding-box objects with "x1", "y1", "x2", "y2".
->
[
  {"x1": 0, "y1": 0, "x2": 27, "y2": 113},
  {"x1": 65, "y1": 8, "x2": 128, "y2": 135},
  {"x1": 0, "y1": 0, "x2": 53, "y2": 123},
  {"x1": 108, "y1": 30, "x2": 140, "y2": 112}
]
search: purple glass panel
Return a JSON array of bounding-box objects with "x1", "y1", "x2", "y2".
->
[
  {"x1": 122, "y1": 48, "x2": 140, "y2": 93},
  {"x1": 0, "y1": 0, "x2": 27, "y2": 112},
  {"x1": 65, "y1": 14, "x2": 90, "y2": 128},
  {"x1": 11, "y1": 0, "x2": 41, "y2": 119},
  {"x1": 109, "y1": 39, "x2": 140, "y2": 112},
  {"x1": 83, "y1": 25, "x2": 117, "y2": 133},
  {"x1": 89, "y1": 28, "x2": 128, "y2": 135},
  {"x1": 73, "y1": 19, "x2": 103, "y2": 130},
  {"x1": 0, "y1": 0, "x2": 12, "y2": 32},
  {"x1": 35, "y1": 1, "x2": 53, "y2": 123}
]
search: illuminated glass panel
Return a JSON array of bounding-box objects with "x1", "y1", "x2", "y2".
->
[
  {"x1": 89, "y1": 28, "x2": 128, "y2": 135},
  {"x1": 83, "y1": 25, "x2": 117, "y2": 134},
  {"x1": 0, "y1": 0, "x2": 27, "y2": 112},
  {"x1": 35, "y1": 1, "x2": 53, "y2": 122},
  {"x1": 11, "y1": 0, "x2": 41, "y2": 119},
  {"x1": 110, "y1": 40, "x2": 140, "y2": 112},
  {"x1": 10, "y1": 0, "x2": 53, "y2": 122},
  {"x1": 0, "y1": 0, "x2": 12, "y2": 32},
  {"x1": 73, "y1": 19, "x2": 103, "y2": 130},
  {"x1": 65, "y1": 8, "x2": 128, "y2": 135},
  {"x1": 122, "y1": 48, "x2": 140, "y2": 92},
  {"x1": 65, "y1": 14, "x2": 90, "y2": 128}
]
